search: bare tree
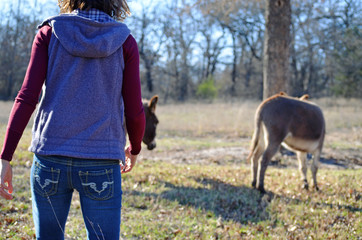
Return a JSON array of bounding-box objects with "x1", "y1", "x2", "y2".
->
[
  {"x1": 197, "y1": 19, "x2": 226, "y2": 81},
  {"x1": 0, "y1": 0, "x2": 40, "y2": 100},
  {"x1": 128, "y1": 5, "x2": 167, "y2": 95},
  {"x1": 162, "y1": 3, "x2": 198, "y2": 101},
  {"x1": 288, "y1": 0, "x2": 361, "y2": 98},
  {"x1": 197, "y1": 0, "x2": 264, "y2": 98}
]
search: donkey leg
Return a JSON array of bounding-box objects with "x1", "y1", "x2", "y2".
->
[
  {"x1": 257, "y1": 143, "x2": 279, "y2": 193},
  {"x1": 251, "y1": 144, "x2": 264, "y2": 188},
  {"x1": 311, "y1": 149, "x2": 321, "y2": 191},
  {"x1": 297, "y1": 151, "x2": 308, "y2": 190}
]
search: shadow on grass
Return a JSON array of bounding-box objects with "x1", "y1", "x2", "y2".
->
[
  {"x1": 278, "y1": 148, "x2": 361, "y2": 169},
  {"x1": 127, "y1": 177, "x2": 273, "y2": 224}
]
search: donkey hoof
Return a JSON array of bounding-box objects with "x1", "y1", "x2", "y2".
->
[
  {"x1": 252, "y1": 181, "x2": 257, "y2": 188},
  {"x1": 258, "y1": 186, "x2": 266, "y2": 194},
  {"x1": 302, "y1": 183, "x2": 309, "y2": 190},
  {"x1": 314, "y1": 185, "x2": 319, "y2": 191}
]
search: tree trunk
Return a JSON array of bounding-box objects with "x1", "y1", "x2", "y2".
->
[
  {"x1": 178, "y1": 54, "x2": 189, "y2": 101},
  {"x1": 263, "y1": 0, "x2": 291, "y2": 99},
  {"x1": 230, "y1": 31, "x2": 237, "y2": 97},
  {"x1": 144, "y1": 59, "x2": 154, "y2": 93}
]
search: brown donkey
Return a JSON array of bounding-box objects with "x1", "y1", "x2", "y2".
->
[
  {"x1": 142, "y1": 95, "x2": 159, "y2": 150},
  {"x1": 248, "y1": 92, "x2": 325, "y2": 193}
]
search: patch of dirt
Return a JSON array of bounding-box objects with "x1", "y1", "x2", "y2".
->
[
  {"x1": 139, "y1": 139, "x2": 362, "y2": 170},
  {"x1": 140, "y1": 146, "x2": 250, "y2": 165}
]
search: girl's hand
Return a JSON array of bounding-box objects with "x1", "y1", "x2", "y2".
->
[
  {"x1": 0, "y1": 159, "x2": 13, "y2": 200},
  {"x1": 121, "y1": 146, "x2": 137, "y2": 174}
]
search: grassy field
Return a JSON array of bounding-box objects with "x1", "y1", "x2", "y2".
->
[{"x1": 0, "y1": 98, "x2": 361, "y2": 239}]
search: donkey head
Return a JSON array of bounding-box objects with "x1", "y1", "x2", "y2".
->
[{"x1": 143, "y1": 95, "x2": 159, "y2": 150}]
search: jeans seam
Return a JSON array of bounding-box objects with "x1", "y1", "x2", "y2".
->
[{"x1": 67, "y1": 164, "x2": 73, "y2": 189}]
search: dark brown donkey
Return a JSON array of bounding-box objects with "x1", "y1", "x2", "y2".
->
[
  {"x1": 247, "y1": 92, "x2": 325, "y2": 193},
  {"x1": 142, "y1": 95, "x2": 159, "y2": 150}
]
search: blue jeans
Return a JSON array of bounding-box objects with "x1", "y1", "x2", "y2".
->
[{"x1": 30, "y1": 154, "x2": 122, "y2": 240}]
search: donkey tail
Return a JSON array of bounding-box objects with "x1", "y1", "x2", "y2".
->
[{"x1": 247, "y1": 108, "x2": 262, "y2": 163}]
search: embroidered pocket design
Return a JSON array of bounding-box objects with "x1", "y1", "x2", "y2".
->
[
  {"x1": 32, "y1": 162, "x2": 60, "y2": 197},
  {"x1": 81, "y1": 181, "x2": 114, "y2": 194},
  {"x1": 35, "y1": 177, "x2": 59, "y2": 189},
  {"x1": 79, "y1": 169, "x2": 114, "y2": 200}
]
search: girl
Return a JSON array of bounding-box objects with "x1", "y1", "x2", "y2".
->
[{"x1": 0, "y1": 0, "x2": 145, "y2": 239}]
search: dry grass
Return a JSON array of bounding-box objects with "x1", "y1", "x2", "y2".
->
[
  {"x1": 156, "y1": 101, "x2": 259, "y2": 138},
  {"x1": 0, "y1": 101, "x2": 13, "y2": 125},
  {"x1": 1, "y1": 97, "x2": 361, "y2": 141}
]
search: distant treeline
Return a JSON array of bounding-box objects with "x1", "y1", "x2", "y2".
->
[{"x1": 0, "y1": 0, "x2": 361, "y2": 102}]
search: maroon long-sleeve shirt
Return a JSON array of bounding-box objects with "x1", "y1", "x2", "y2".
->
[{"x1": 0, "y1": 25, "x2": 145, "y2": 161}]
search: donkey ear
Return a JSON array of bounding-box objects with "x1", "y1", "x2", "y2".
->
[
  {"x1": 300, "y1": 94, "x2": 309, "y2": 100},
  {"x1": 279, "y1": 91, "x2": 287, "y2": 96},
  {"x1": 148, "y1": 95, "x2": 158, "y2": 113}
]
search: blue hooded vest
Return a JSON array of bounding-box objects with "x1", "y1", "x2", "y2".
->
[{"x1": 29, "y1": 14, "x2": 131, "y2": 161}]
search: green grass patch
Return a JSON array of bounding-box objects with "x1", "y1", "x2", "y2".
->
[
  {"x1": 119, "y1": 162, "x2": 362, "y2": 239},
  {"x1": 326, "y1": 139, "x2": 362, "y2": 150},
  {"x1": 1, "y1": 160, "x2": 361, "y2": 239}
]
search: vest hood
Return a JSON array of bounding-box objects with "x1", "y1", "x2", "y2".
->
[{"x1": 40, "y1": 14, "x2": 131, "y2": 58}]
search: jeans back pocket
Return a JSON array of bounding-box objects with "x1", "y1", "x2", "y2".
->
[
  {"x1": 79, "y1": 169, "x2": 114, "y2": 201},
  {"x1": 32, "y1": 161, "x2": 60, "y2": 197}
]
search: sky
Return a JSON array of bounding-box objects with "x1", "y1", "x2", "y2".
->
[
  {"x1": 0, "y1": 0, "x2": 158, "y2": 17},
  {"x1": 0, "y1": 0, "x2": 164, "y2": 29}
]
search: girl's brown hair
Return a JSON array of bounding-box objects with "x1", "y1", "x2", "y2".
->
[{"x1": 58, "y1": 0, "x2": 131, "y2": 21}]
